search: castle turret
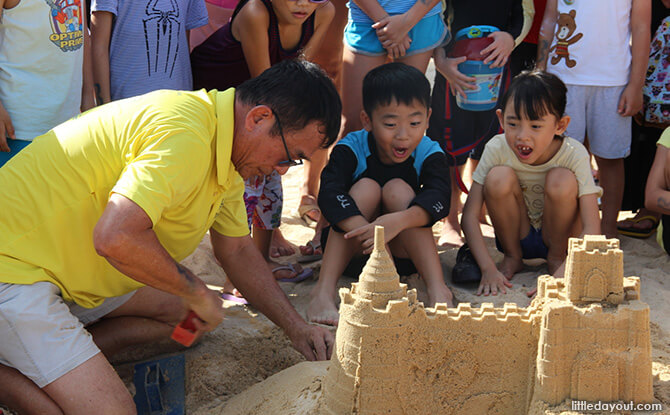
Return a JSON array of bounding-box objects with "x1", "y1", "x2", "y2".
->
[{"x1": 320, "y1": 226, "x2": 418, "y2": 414}]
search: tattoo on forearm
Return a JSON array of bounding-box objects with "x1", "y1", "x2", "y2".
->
[
  {"x1": 176, "y1": 263, "x2": 196, "y2": 286},
  {"x1": 94, "y1": 83, "x2": 104, "y2": 105},
  {"x1": 658, "y1": 196, "x2": 670, "y2": 211},
  {"x1": 537, "y1": 40, "x2": 550, "y2": 65}
]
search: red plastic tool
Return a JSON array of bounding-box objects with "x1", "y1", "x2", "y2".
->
[{"x1": 171, "y1": 310, "x2": 199, "y2": 347}]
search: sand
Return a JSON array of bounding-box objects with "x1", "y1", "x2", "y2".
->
[{"x1": 102, "y1": 164, "x2": 670, "y2": 414}]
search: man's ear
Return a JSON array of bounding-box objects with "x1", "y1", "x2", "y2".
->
[
  {"x1": 556, "y1": 115, "x2": 571, "y2": 135},
  {"x1": 360, "y1": 110, "x2": 372, "y2": 131},
  {"x1": 244, "y1": 105, "x2": 273, "y2": 131}
]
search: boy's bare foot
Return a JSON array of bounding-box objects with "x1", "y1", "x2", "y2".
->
[
  {"x1": 437, "y1": 217, "x2": 464, "y2": 247},
  {"x1": 426, "y1": 284, "x2": 454, "y2": 308},
  {"x1": 270, "y1": 228, "x2": 297, "y2": 258},
  {"x1": 307, "y1": 290, "x2": 339, "y2": 326},
  {"x1": 498, "y1": 256, "x2": 523, "y2": 280}
]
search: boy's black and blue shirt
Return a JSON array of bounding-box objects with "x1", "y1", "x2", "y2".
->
[{"x1": 318, "y1": 129, "x2": 451, "y2": 227}]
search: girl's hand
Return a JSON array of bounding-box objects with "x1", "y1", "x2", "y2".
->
[
  {"x1": 481, "y1": 31, "x2": 515, "y2": 68},
  {"x1": 434, "y1": 54, "x2": 477, "y2": 98},
  {"x1": 385, "y1": 36, "x2": 411, "y2": 59},
  {"x1": 373, "y1": 15, "x2": 413, "y2": 53},
  {"x1": 477, "y1": 268, "x2": 512, "y2": 296},
  {"x1": 617, "y1": 83, "x2": 643, "y2": 117}
]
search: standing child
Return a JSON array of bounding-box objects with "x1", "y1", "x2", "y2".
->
[
  {"x1": 190, "y1": 0, "x2": 333, "y2": 294},
  {"x1": 428, "y1": 0, "x2": 527, "y2": 247},
  {"x1": 0, "y1": 0, "x2": 95, "y2": 167},
  {"x1": 89, "y1": 0, "x2": 209, "y2": 104},
  {"x1": 308, "y1": 63, "x2": 453, "y2": 326},
  {"x1": 536, "y1": 0, "x2": 651, "y2": 238},
  {"x1": 459, "y1": 71, "x2": 601, "y2": 296}
]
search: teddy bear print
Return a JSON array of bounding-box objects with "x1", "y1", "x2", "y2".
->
[{"x1": 550, "y1": 9, "x2": 583, "y2": 68}]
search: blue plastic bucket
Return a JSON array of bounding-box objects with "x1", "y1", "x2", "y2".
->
[{"x1": 452, "y1": 25, "x2": 503, "y2": 111}]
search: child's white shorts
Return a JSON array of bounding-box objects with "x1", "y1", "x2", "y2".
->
[
  {"x1": 564, "y1": 84, "x2": 631, "y2": 159},
  {"x1": 0, "y1": 281, "x2": 134, "y2": 387}
]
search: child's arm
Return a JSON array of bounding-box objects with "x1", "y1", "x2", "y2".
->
[
  {"x1": 371, "y1": 0, "x2": 442, "y2": 58},
  {"x1": 535, "y1": 0, "x2": 557, "y2": 70},
  {"x1": 81, "y1": 0, "x2": 95, "y2": 111},
  {"x1": 0, "y1": 100, "x2": 14, "y2": 152},
  {"x1": 645, "y1": 143, "x2": 670, "y2": 215},
  {"x1": 481, "y1": 0, "x2": 524, "y2": 68},
  {"x1": 578, "y1": 193, "x2": 601, "y2": 236},
  {"x1": 433, "y1": 47, "x2": 477, "y2": 98},
  {"x1": 462, "y1": 182, "x2": 513, "y2": 296},
  {"x1": 300, "y1": 2, "x2": 335, "y2": 61},
  {"x1": 232, "y1": 0, "x2": 272, "y2": 77},
  {"x1": 90, "y1": 11, "x2": 113, "y2": 105},
  {"x1": 618, "y1": 0, "x2": 651, "y2": 117}
]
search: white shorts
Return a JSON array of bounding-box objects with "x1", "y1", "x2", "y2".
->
[
  {"x1": 564, "y1": 84, "x2": 631, "y2": 159},
  {"x1": 0, "y1": 282, "x2": 134, "y2": 387}
]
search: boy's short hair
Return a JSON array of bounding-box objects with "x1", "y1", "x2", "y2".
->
[
  {"x1": 362, "y1": 63, "x2": 431, "y2": 116},
  {"x1": 236, "y1": 59, "x2": 342, "y2": 148},
  {"x1": 501, "y1": 70, "x2": 567, "y2": 121}
]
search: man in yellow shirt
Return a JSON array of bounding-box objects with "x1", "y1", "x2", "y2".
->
[{"x1": 0, "y1": 60, "x2": 341, "y2": 414}]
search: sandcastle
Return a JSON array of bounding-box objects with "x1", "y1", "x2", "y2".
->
[{"x1": 220, "y1": 228, "x2": 653, "y2": 414}]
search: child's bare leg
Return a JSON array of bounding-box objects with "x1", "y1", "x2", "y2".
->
[
  {"x1": 542, "y1": 168, "x2": 581, "y2": 277},
  {"x1": 340, "y1": 49, "x2": 386, "y2": 136},
  {"x1": 594, "y1": 156, "x2": 624, "y2": 238},
  {"x1": 253, "y1": 227, "x2": 302, "y2": 280},
  {"x1": 382, "y1": 179, "x2": 454, "y2": 307},
  {"x1": 483, "y1": 166, "x2": 529, "y2": 278},
  {"x1": 307, "y1": 179, "x2": 382, "y2": 325},
  {"x1": 397, "y1": 49, "x2": 432, "y2": 73},
  {"x1": 269, "y1": 227, "x2": 297, "y2": 257},
  {"x1": 438, "y1": 164, "x2": 465, "y2": 247}
]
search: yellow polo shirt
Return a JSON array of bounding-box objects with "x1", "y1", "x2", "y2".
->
[{"x1": 0, "y1": 88, "x2": 248, "y2": 308}]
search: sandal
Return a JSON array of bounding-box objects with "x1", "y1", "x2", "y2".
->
[
  {"x1": 617, "y1": 215, "x2": 660, "y2": 239},
  {"x1": 272, "y1": 264, "x2": 314, "y2": 282},
  {"x1": 451, "y1": 244, "x2": 482, "y2": 284},
  {"x1": 298, "y1": 240, "x2": 323, "y2": 263},
  {"x1": 297, "y1": 196, "x2": 321, "y2": 226}
]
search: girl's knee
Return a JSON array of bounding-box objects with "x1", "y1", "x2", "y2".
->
[
  {"x1": 382, "y1": 179, "x2": 414, "y2": 211},
  {"x1": 483, "y1": 166, "x2": 518, "y2": 198},
  {"x1": 545, "y1": 168, "x2": 577, "y2": 199}
]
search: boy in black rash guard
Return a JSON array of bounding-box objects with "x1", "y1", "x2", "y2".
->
[{"x1": 307, "y1": 63, "x2": 454, "y2": 326}]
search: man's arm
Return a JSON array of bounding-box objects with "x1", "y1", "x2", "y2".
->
[
  {"x1": 210, "y1": 229, "x2": 334, "y2": 361},
  {"x1": 90, "y1": 11, "x2": 114, "y2": 105},
  {"x1": 94, "y1": 193, "x2": 224, "y2": 330},
  {"x1": 535, "y1": 0, "x2": 557, "y2": 70}
]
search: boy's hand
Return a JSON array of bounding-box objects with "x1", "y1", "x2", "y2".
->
[
  {"x1": 481, "y1": 31, "x2": 515, "y2": 68},
  {"x1": 434, "y1": 55, "x2": 477, "y2": 98},
  {"x1": 345, "y1": 213, "x2": 403, "y2": 254},
  {"x1": 0, "y1": 101, "x2": 14, "y2": 152},
  {"x1": 617, "y1": 83, "x2": 643, "y2": 117},
  {"x1": 477, "y1": 268, "x2": 512, "y2": 296}
]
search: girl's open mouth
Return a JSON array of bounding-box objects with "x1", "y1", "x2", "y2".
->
[
  {"x1": 292, "y1": 12, "x2": 308, "y2": 19},
  {"x1": 517, "y1": 145, "x2": 533, "y2": 159}
]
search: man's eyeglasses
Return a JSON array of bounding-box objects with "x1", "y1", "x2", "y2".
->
[{"x1": 272, "y1": 110, "x2": 303, "y2": 167}]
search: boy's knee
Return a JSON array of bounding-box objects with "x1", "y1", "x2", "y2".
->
[
  {"x1": 483, "y1": 166, "x2": 518, "y2": 197},
  {"x1": 382, "y1": 179, "x2": 414, "y2": 211},
  {"x1": 545, "y1": 168, "x2": 577, "y2": 199},
  {"x1": 351, "y1": 178, "x2": 382, "y2": 206}
]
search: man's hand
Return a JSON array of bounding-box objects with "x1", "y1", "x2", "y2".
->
[
  {"x1": 287, "y1": 322, "x2": 334, "y2": 361},
  {"x1": 617, "y1": 83, "x2": 644, "y2": 117},
  {"x1": 0, "y1": 101, "x2": 15, "y2": 152},
  {"x1": 477, "y1": 268, "x2": 512, "y2": 296},
  {"x1": 481, "y1": 31, "x2": 515, "y2": 68},
  {"x1": 179, "y1": 270, "x2": 225, "y2": 332}
]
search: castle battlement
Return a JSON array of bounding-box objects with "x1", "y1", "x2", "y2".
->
[{"x1": 319, "y1": 229, "x2": 653, "y2": 414}]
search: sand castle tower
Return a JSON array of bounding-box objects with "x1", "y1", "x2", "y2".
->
[{"x1": 320, "y1": 226, "x2": 420, "y2": 414}]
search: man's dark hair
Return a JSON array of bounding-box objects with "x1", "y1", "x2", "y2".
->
[
  {"x1": 501, "y1": 70, "x2": 567, "y2": 121},
  {"x1": 236, "y1": 60, "x2": 341, "y2": 147},
  {"x1": 362, "y1": 63, "x2": 431, "y2": 116}
]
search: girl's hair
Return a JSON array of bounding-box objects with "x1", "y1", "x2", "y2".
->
[{"x1": 500, "y1": 70, "x2": 567, "y2": 121}]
